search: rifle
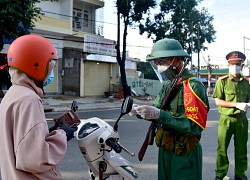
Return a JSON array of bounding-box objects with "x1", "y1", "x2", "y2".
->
[
  {"x1": 138, "y1": 120, "x2": 157, "y2": 161},
  {"x1": 138, "y1": 58, "x2": 189, "y2": 161}
]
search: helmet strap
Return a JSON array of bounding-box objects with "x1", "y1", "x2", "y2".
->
[
  {"x1": 170, "y1": 57, "x2": 183, "y2": 73},
  {"x1": 34, "y1": 80, "x2": 45, "y2": 94}
]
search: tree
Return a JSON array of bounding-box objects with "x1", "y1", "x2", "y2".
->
[
  {"x1": 116, "y1": 0, "x2": 157, "y2": 97},
  {"x1": 0, "y1": 0, "x2": 49, "y2": 51},
  {"x1": 0, "y1": 0, "x2": 50, "y2": 97},
  {"x1": 139, "y1": 0, "x2": 216, "y2": 75},
  {"x1": 137, "y1": 61, "x2": 158, "y2": 80}
]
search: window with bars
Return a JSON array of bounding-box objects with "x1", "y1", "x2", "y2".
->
[
  {"x1": 83, "y1": 10, "x2": 88, "y2": 27},
  {"x1": 73, "y1": 8, "x2": 89, "y2": 31}
]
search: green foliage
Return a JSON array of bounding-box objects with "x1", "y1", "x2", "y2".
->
[
  {"x1": 139, "y1": 0, "x2": 216, "y2": 54},
  {"x1": 116, "y1": 0, "x2": 157, "y2": 96},
  {"x1": 116, "y1": 0, "x2": 157, "y2": 62},
  {"x1": 137, "y1": 61, "x2": 158, "y2": 80},
  {"x1": 0, "y1": 0, "x2": 44, "y2": 40},
  {"x1": 118, "y1": 0, "x2": 157, "y2": 24}
]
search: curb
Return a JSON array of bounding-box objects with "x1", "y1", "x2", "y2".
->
[{"x1": 43, "y1": 97, "x2": 154, "y2": 112}]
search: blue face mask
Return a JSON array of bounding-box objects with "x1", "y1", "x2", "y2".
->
[{"x1": 43, "y1": 70, "x2": 54, "y2": 87}]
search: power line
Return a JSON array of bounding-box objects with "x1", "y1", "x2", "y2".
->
[
  {"x1": 208, "y1": 56, "x2": 224, "y2": 59},
  {"x1": 42, "y1": 10, "x2": 117, "y2": 27},
  {"x1": 43, "y1": 36, "x2": 152, "y2": 48},
  {"x1": 200, "y1": 52, "x2": 227, "y2": 64},
  {"x1": 200, "y1": 51, "x2": 208, "y2": 64},
  {"x1": 40, "y1": 10, "x2": 152, "y2": 49}
]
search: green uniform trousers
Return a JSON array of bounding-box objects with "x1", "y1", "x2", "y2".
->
[
  {"x1": 215, "y1": 114, "x2": 248, "y2": 178},
  {"x1": 158, "y1": 142, "x2": 202, "y2": 180}
]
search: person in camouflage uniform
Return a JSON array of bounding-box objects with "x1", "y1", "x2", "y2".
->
[
  {"x1": 213, "y1": 51, "x2": 250, "y2": 180},
  {"x1": 131, "y1": 38, "x2": 209, "y2": 180}
]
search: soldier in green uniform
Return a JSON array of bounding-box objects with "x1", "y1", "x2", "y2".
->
[
  {"x1": 131, "y1": 38, "x2": 209, "y2": 180},
  {"x1": 213, "y1": 51, "x2": 250, "y2": 180}
]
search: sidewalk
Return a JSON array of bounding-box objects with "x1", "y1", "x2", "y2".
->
[
  {"x1": 42, "y1": 95, "x2": 155, "y2": 112},
  {"x1": 1, "y1": 94, "x2": 214, "y2": 112}
]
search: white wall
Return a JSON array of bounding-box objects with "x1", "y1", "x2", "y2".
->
[
  {"x1": 36, "y1": 0, "x2": 71, "y2": 21},
  {"x1": 127, "y1": 77, "x2": 166, "y2": 96}
]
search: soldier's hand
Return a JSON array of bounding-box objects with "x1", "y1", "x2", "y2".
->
[
  {"x1": 129, "y1": 104, "x2": 139, "y2": 116},
  {"x1": 236, "y1": 103, "x2": 250, "y2": 111},
  {"x1": 134, "y1": 105, "x2": 160, "y2": 119}
]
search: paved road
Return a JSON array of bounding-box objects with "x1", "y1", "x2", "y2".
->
[
  {"x1": 55, "y1": 98, "x2": 250, "y2": 180},
  {"x1": 1, "y1": 98, "x2": 250, "y2": 180}
]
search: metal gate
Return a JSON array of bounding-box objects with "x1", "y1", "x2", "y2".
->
[{"x1": 83, "y1": 61, "x2": 110, "y2": 96}]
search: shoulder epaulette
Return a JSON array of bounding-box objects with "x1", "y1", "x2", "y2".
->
[{"x1": 218, "y1": 75, "x2": 229, "y2": 80}]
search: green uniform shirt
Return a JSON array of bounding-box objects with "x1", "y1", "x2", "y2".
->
[
  {"x1": 212, "y1": 74, "x2": 250, "y2": 116},
  {"x1": 153, "y1": 69, "x2": 210, "y2": 135}
]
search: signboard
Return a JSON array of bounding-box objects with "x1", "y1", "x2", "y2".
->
[
  {"x1": 201, "y1": 65, "x2": 219, "y2": 70},
  {"x1": 83, "y1": 35, "x2": 116, "y2": 57}
]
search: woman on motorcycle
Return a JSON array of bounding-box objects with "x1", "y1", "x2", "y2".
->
[{"x1": 0, "y1": 34, "x2": 76, "y2": 179}]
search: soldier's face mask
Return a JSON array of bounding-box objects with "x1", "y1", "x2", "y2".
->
[{"x1": 149, "y1": 57, "x2": 179, "y2": 83}]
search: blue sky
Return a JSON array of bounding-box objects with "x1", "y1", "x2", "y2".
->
[{"x1": 103, "y1": 0, "x2": 250, "y2": 66}]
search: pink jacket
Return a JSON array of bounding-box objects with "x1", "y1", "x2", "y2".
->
[{"x1": 0, "y1": 68, "x2": 67, "y2": 179}]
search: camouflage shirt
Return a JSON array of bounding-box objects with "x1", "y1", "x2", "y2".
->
[{"x1": 153, "y1": 69, "x2": 210, "y2": 135}]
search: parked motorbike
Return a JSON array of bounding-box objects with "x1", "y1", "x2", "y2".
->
[{"x1": 73, "y1": 96, "x2": 140, "y2": 180}]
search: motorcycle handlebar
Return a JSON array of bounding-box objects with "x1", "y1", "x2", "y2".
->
[{"x1": 106, "y1": 138, "x2": 122, "y2": 153}]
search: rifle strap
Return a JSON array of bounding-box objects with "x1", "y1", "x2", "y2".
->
[
  {"x1": 161, "y1": 77, "x2": 183, "y2": 111},
  {"x1": 172, "y1": 87, "x2": 181, "y2": 115},
  {"x1": 177, "y1": 77, "x2": 183, "y2": 84}
]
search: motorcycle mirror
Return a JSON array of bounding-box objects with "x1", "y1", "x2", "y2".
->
[
  {"x1": 121, "y1": 96, "x2": 133, "y2": 115},
  {"x1": 71, "y1": 101, "x2": 78, "y2": 112},
  {"x1": 113, "y1": 96, "x2": 133, "y2": 131}
]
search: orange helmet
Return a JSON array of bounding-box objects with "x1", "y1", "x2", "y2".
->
[{"x1": 7, "y1": 34, "x2": 58, "y2": 81}]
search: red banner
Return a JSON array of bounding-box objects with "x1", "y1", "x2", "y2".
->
[{"x1": 183, "y1": 79, "x2": 208, "y2": 129}]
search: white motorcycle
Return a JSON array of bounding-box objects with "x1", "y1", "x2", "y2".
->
[{"x1": 73, "y1": 96, "x2": 140, "y2": 180}]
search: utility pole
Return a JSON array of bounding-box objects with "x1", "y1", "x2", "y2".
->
[
  {"x1": 189, "y1": 14, "x2": 194, "y2": 73},
  {"x1": 197, "y1": 26, "x2": 200, "y2": 78},
  {"x1": 243, "y1": 36, "x2": 250, "y2": 77},
  {"x1": 243, "y1": 36, "x2": 250, "y2": 54},
  {"x1": 207, "y1": 55, "x2": 212, "y2": 96},
  {"x1": 244, "y1": 36, "x2": 245, "y2": 55},
  {"x1": 207, "y1": 55, "x2": 211, "y2": 89}
]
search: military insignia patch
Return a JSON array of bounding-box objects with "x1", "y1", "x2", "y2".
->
[{"x1": 184, "y1": 92, "x2": 192, "y2": 106}]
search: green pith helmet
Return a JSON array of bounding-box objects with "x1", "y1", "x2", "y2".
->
[{"x1": 146, "y1": 38, "x2": 190, "y2": 61}]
